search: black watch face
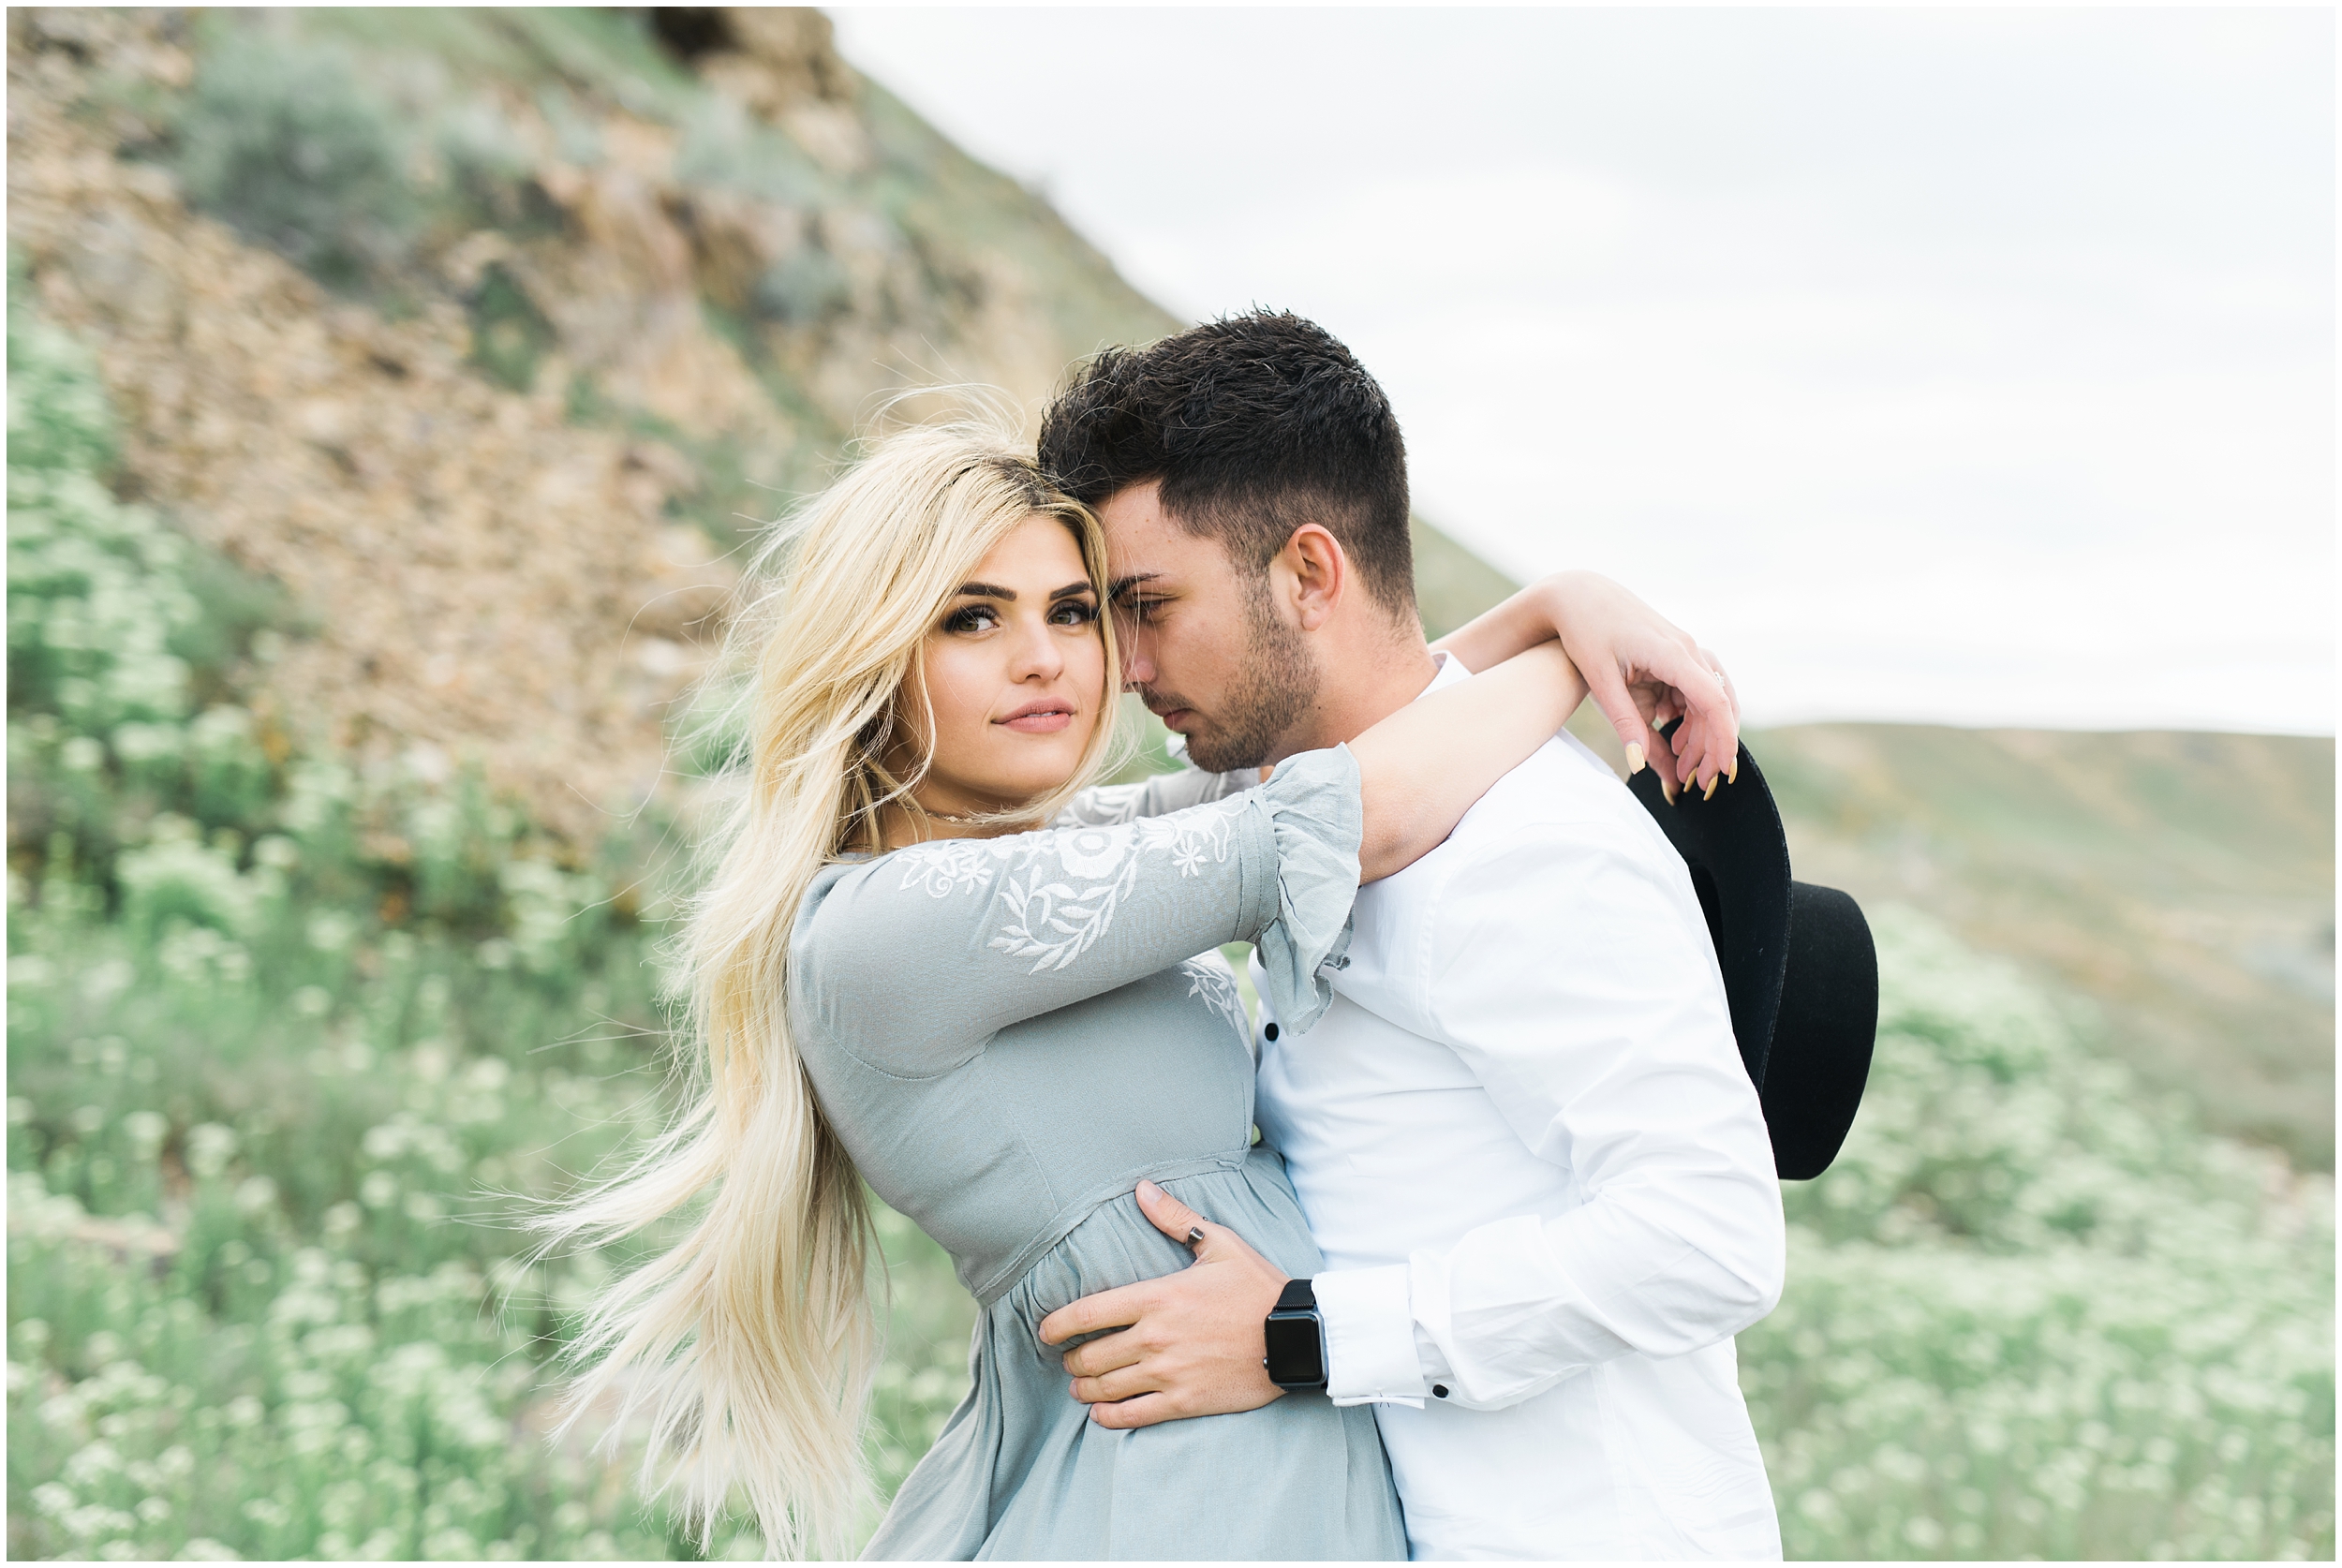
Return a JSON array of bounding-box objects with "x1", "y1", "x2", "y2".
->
[{"x1": 1265, "y1": 1313, "x2": 1325, "y2": 1385}]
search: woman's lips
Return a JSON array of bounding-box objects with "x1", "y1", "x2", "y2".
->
[{"x1": 999, "y1": 707, "x2": 1074, "y2": 733}]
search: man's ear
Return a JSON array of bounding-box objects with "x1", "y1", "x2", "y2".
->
[{"x1": 1278, "y1": 525, "x2": 1347, "y2": 631}]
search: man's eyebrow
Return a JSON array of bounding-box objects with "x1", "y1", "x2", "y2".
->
[{"x1": 1108, "y1": 572, "x2": 1164, "y2": 599}]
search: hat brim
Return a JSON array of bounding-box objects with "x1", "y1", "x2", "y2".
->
[{"x1": 1767, "y1": 882, "x2": 1879, "y2": 1179}]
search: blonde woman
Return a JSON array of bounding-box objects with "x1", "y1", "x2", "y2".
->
[{"x1": 545, "y1": 424, "x2": 1716, "y2": 1560}]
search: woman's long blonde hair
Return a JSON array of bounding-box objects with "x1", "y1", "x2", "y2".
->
[{"x1": 538, "y1": 423, "x2": 1123, "y2": 1557}]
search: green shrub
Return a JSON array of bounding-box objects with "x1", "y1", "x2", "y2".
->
[
  {"x1": 435, "y1": 98, "x2": 559, "y2": 239},
  {"x1": 171, "y1": 27, "x2": 419, "y2": 292},
  {"x1": 464, "y1": 265, "x2": 558, "y2": 394},
  {"x1": 672, "y1": 95, "x2": 824, "y2": 210},
  {"x1": 7, "y1": 281, "x2": 200, "y2": 734},
  {"x1": 754, "y1": 245, "x2": 853, "y2": 327}
]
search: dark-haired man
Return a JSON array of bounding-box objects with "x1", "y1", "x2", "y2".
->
[{"x1": 1035, "y1": 312, "x2": 1786, "y2": 1559}]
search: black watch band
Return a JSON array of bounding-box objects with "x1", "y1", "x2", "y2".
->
[{"x1": 1263, "y1": 1277, "x2": 1327, "y2": 1391}]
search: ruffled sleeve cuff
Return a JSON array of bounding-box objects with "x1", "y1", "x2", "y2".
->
[{"x1": 1245, "y1": 744, "x2": 1363, "y2": 1034}]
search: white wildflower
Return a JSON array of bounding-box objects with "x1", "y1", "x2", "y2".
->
[
  {"x1": 305, "y1": 910, "x2": 357, "y2": 953},
  {"x1": 184, "y1": 1123, "x2": 237, "y2": 1177}
]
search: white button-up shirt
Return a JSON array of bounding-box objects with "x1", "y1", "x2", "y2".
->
[{"x1": 1253, "y1": 654, "x2": 1786, "y2": 1561}]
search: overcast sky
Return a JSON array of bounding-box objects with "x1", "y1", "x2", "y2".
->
[{"x1": 831, "y1": 7, "x2": 2334, "y2": 733}]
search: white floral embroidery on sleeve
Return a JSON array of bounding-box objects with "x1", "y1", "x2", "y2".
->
[
  {"x1": 894, "y1": 837, "x2": 1014, "y2": 899},
  {"x1": 1181, "y1": 958, "x2": 1252, "y2": 1046},
  {"x1": 1054, "y1": 783, "x2": 1150, "y2": 828},
  {"x1": 988, "y1": 804, "x2": 1244, "y2": 972},
  {"x1": 1052, "y1": 770, "x2": 1257, "y2": 830}
]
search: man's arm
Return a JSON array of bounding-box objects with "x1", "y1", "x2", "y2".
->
[{"x1": 1039, "y1": 815, "x2": 1784, "y2": 1424}]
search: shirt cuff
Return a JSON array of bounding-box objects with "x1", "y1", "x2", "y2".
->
[{"x1": 1314, "y1": 1264, "x2": 1429, "y2": 1408}]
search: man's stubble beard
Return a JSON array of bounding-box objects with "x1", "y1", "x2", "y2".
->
[{"x1": 1170, "y1": 577, "x2": 1320, "y2": 776}]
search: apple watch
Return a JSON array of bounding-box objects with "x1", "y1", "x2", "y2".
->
[{"x1": 1263, "y1": 1277, "x2": 1327, "y2": 1391}]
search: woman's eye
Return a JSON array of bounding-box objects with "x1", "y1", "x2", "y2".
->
[
  {"x1": 943, "y1": 604, "x2": 999, "y2": 634},
  {"x1": 1051, "y1": 599, "x2": 1099, "y2": 627}
]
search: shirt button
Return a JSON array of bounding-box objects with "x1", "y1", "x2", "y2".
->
[
  {"x1": 1264, "y1": 1023, "x2": 1280, "y2": 1042},
  {"x1": 1431, "y1": 1384, "x2": 1448, "y2": 1399}
]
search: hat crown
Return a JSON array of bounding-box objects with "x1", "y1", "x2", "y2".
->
[{"x1": 1626, "y1": 736, "x2": 1877, "y2": 1179}]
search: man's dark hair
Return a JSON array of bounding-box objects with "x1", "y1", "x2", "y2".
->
[{"x1": 1037, "y1": 310, "x2": 1416, "y2": 616}]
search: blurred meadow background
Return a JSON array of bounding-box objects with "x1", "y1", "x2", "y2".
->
[{"x1": 7, "y1": 7, "x2": 2331, "y2": 1561}]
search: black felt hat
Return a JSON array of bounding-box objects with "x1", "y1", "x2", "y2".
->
[{"x1": 1626, "y1": 736, "x2": 1879, "y2": 1180}]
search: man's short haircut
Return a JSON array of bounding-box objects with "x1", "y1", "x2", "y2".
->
[{"x1": 1037, "y1": 310, "x2": 1416, "y2": 617}]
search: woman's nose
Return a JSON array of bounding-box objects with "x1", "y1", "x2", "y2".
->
[{"x1": 1009, "y1": 615, "x2": 1064, "y2": 681}]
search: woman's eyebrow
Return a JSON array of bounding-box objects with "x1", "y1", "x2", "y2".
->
[
  {"x1": 1048, "y1": 581, "x2": 1097, "y2": 601},
  {"x1": 955, "y1": 583, "x2": 1014, "y2": 601}
]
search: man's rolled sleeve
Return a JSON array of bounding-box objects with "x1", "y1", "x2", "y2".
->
[{"x1": 1313, "y1": 1264, "x2": 1428, "y2": 1407}]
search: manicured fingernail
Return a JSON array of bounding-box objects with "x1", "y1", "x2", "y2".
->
[
  {"x1": 1727, "y1": 760, "x2": 1739, "y2": 786},
  {"x1": 1624, "y1": 743, "x2": 1646, "y2": 777},
  {"x1": 1703, "y1": 774, "x2": 1719, "y2": 802}
]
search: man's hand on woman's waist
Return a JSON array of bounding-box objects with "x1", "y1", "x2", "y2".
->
[{"x1": 1036, "y1": 1179, "x2": 1290, "y2": 1428}]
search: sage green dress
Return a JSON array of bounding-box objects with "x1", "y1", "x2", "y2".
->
[{"x1": 789, "y1": 747, "x2": 1404, "y2": 1561}]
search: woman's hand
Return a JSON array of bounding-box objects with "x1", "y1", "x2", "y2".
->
[{"x1": 1430, "y1": 570, "x2": 1741, "y2": 801}]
